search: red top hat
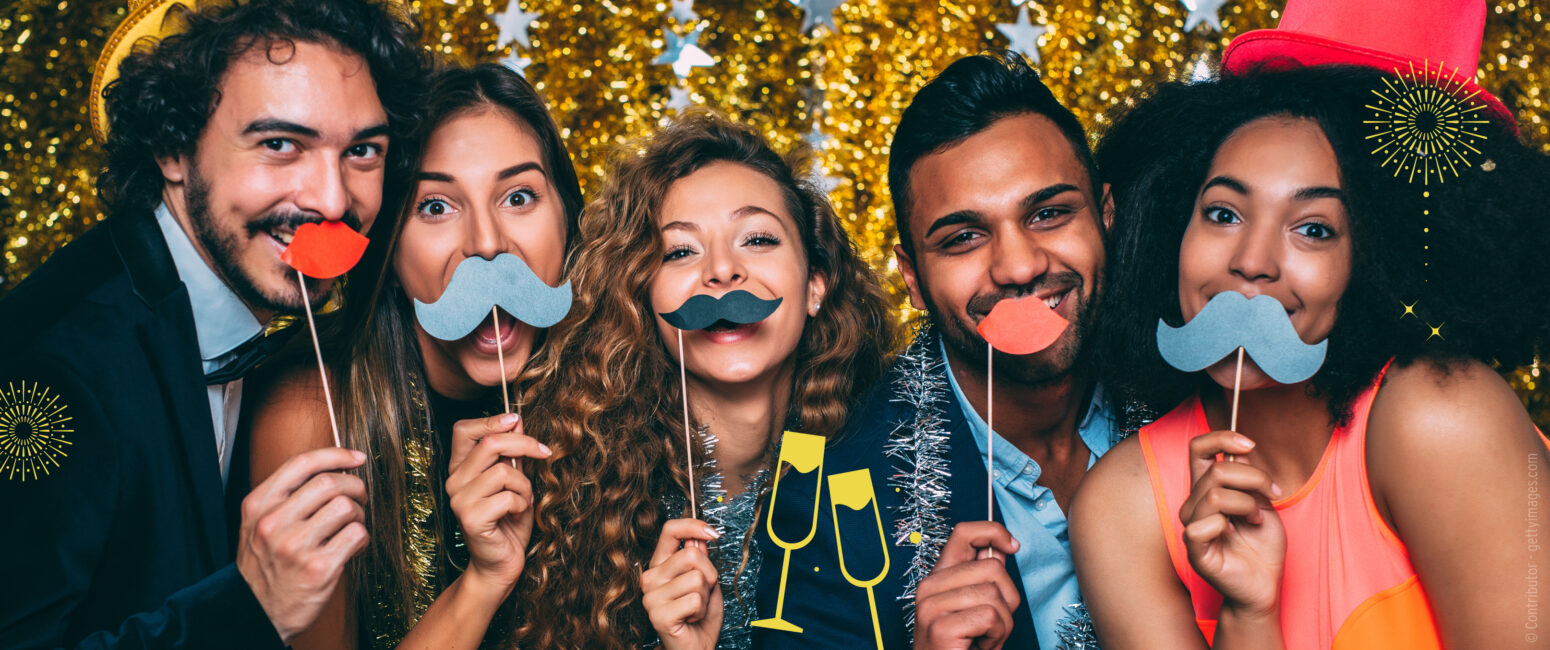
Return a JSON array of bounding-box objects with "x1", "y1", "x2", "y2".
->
[{"x1": 1223, "y1": 0, "x2": 1516, "y2": 129}]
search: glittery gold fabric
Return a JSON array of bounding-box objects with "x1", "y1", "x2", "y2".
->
[
  {"x1": 364, "y1": 372, "x2": 445, "y2": 648},
  {"x1": 363, "y1": 374, "x2": 488, "y2": 648}
]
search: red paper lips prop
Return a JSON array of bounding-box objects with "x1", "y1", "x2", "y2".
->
[
  {"x1": 280, "y1": 221, "x2": 369, "y2": 279},
  {"x1": 976, "y1": 295, "x2": 1070, "y2": 356}
]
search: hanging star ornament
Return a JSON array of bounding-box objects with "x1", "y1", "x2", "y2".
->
[
  {"x1": 667, "y1": 85, "x2": 692, "y2": 112},
  {"x1": 655, "y1": 25, "x2": 716, "y2": 78},
  {"x1": 1185, "y1": 49, "x2": 1219, "y2": 83},
  {"x1": 1181, "y1": 0, "x2": 1228, "y2": 33},
  {"x1": 809, "y1": 165, "x2": 842, "y2": 195},
  {"x1": 670, "y1": 0, "x2": 699, "y2": 23},
  {"x1": 804, "y1": 120, "x2": 834, "y2": 150},
  {"x1": 492, "y1": 0, "x2": 540, "y2": 49},
  {"x1": 803, "y1": 119, "x2": 841, "y2": 192},
  {"x1": 997, "y1": 4, "x2": 1049, "y2": 65},
  {"x1": 500, "y1": 50, "x2": 532, "y2": 75},
  {"x1": 792, "y1": 0, "x2": 845, "y2": 33}
]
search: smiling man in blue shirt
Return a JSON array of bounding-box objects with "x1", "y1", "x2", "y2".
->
[{"x1": 755, "y1": 51, "x2": 1129, "y2": 650}]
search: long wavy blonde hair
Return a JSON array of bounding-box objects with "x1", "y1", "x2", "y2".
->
[{"x1": 514, "y1": 110, "x2": 897, "y2": 647}]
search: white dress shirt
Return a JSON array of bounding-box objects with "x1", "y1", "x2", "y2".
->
[{"x1": 154, "y1": 203, "x2": 264, "y2": 485}]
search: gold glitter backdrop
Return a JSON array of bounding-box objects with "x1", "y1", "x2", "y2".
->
[{"x1": 1, "y1": 0, "x2": 1545, "y2": 423}]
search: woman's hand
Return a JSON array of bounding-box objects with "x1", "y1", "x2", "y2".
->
[
  {"x1": 445, "y1": 413, "x2": 552, "y2": 596},
  {"x1": 1180, "y1": 430, "x2": 1286, "y2": 619},
  {"x1": 641, "y1": 518, "x2": 724, "y2": 650}
]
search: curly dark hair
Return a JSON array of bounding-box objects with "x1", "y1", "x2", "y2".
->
[
  {"x1": 1094, "y1": 64, "x2": 1550, "y2": 426},
  {"x1": 98, "y1": 0, "x2": 431, "y2": 229}
]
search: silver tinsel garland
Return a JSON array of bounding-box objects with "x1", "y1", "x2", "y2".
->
[
  {"x1": 876, "y1": 327, "x2": 1136, "y2": 648},
  {"x1": 1055, "y1": 601, "x2": 1101, "y2": 650},
  {"x1": 881, "y1": 325, "x2": 956, "y2": 641}
]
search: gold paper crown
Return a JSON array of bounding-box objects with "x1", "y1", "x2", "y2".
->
[
  {"x1": 88, "y1": 0, "x2": 412, "y2": 141},
  {"x1": 90, "y1": 0, "x2": 197, "y2": 141}
]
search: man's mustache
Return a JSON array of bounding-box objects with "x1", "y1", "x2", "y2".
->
[
  {"x1": 248, "y1": 211, "x2": 363, "y2": 236},
  {"x1": 964, "y1": 272, "x2": 1082, "y2": 320},
  {"x1": 412, "y1": 253, "x2": 573, "y2": 341},
  {"x1": 659, "y1": 289, "x2": 782, "y2": 331},
  {"x1": 1155, "y1": 291, "x2": 1328, "y2": 384}
]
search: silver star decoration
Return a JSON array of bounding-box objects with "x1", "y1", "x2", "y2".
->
[
  {"x1": 492, "y1": 0, "x2": 540, "y2": 49},
  {"x1": 654, "y1": 25, "x2": 715, "y2": 78},
  {"x1": 809, "y1": 164, "x2": 842, "y2": 195},
  {"x1": 500, "y1": 50, "x2": 532, "y2": 75},
  {"x1": 1186, "y1": 51, "x2": 1217, "y2": 83},
  {"x1": 997, "y1": 5, "x2": 1048, "y2": 65},
  {"x1": 1182, "y1": 0, "x2": 1228, "y2": 32},
  {"x1": 804, "y1": 120, "x2": 834, "y2": 150},
  {"x1": 791, "y1": 0, "x2": 845, "y2": 33},
  {"x1": 667, "y1": 85, "x2": 692, "y2": 112},
  {"x1": 670, "y1": 0, "x2": 698, "y2": 23}
]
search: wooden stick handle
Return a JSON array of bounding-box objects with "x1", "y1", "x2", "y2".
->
[
  {"x1": 679, "y1": 329, "x2": 697, "y2": 520},
  {"x1": 494, "y1": 306, "x2": 512, "y2": 415},
  {"x1": 492, "y1": 306, "x2": 517, "y2": 469},
  {"x1": 298, "y1": 269, "x2": 341, "y2": 448},
  {"x1": 987, "y1": 341, "x2": 994, "y2": 522},
  {"x1": 1230, "y1": 346, "x2": 1244, "y2": 432},
  {"x1": 986, "y1": 341, "x2": 996, "y2": 559},
  {"x1": 1227, "y1": 346, "x2": 1244, "y2": 462}
]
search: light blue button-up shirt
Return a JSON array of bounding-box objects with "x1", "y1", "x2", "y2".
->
[
  {"x1": 156, "y1": 203, "x2": 264, "y2": 484},
  {"x1": 941, "y1": 338, "x2": 1117, "y2": 650}
]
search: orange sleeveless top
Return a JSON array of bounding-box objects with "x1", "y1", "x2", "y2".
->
[{"x1": 1138, "y1": 367, "x2": 1441, "y2": 650}]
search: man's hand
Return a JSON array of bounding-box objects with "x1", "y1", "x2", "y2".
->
[
  {"x1": 914, "y1": 521, "x2": 1022, "y2": 650},
  {"x1": 236, "y1": 447, "x2": 369, "y2": 643}
]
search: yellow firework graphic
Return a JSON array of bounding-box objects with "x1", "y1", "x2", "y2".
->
[
  {"x1": 1363, "y1": 61, "x2": 1490, "y2": 185},
  {"x1": 0, "y1": 381, "x2": 74, "y2": 482}
]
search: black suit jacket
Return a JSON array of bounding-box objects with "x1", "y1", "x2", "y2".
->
[
  {"x1": 0, "y1": 212, "x2": 283, "y2": 649},
  {"x1": 754, "y1": 336, "x2": 1038, "y2": 649}
]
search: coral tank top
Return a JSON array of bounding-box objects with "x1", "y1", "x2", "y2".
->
[{"x1": 1138, "y1": 364, "x2": 1442, "y2": 649}]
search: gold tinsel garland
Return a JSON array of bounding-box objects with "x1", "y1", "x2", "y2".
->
[{"x1": 1, "y1": 0, "x2": 1545, "y2": 423}]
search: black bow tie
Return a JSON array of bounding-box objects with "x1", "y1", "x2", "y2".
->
[{"x1": 204, "y1": 326, "x2": 297, "y2": 385}]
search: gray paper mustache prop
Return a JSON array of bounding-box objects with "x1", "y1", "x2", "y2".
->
[
  {"x1": 1155, "y1": 291, "x2": 1328, "y2": 385},
  {"x1": 659, "y1": 290, "x2": 782, "y2": 330},
  {"x1": 412, "y1": 253, "x2": 573, "y2": 341}
]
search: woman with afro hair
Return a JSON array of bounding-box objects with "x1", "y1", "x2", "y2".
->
[{"x1": 1071, "y1": 62, "x2": 1550, "y2": 649}]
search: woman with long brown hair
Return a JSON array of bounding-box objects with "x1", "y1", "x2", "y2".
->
[
  {"x1": 243, "y1": 62, "x2": 582, "y2": 649},
  {"x1": 515, "y1": 110, "x2": 896, "y2": 648}
]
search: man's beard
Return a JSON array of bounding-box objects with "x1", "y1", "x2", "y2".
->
[
  {"x1": 184, "y1": 163, "x2": 354, "y2": 314},
  {"x1": 921, "y1": 270, "x2": 1097, "y2": 386}
]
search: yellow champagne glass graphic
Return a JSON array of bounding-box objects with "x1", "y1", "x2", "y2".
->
[
  {"x1": 829, "y1": 469, "x2": 889, "y2": 650},
  {"x1": 752, "y1": 431, "x2": 826, "y2": 633}
]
